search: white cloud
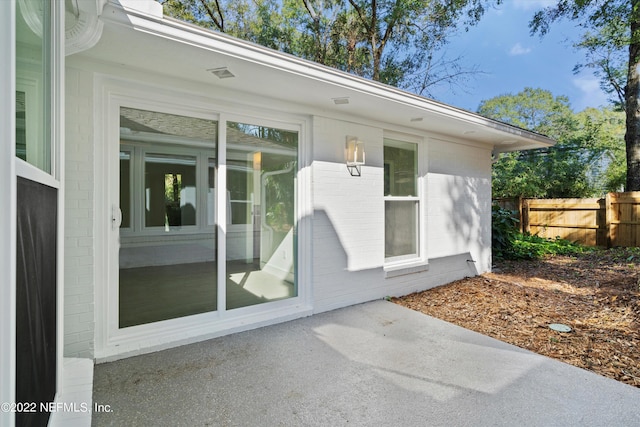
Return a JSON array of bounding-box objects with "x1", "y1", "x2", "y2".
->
[
  {"x1": 509, "y1": 43, "x2": 532, "y2": 56},
  {"x1": 573, "y1": 76, "x2": 610, "y2": 110}
]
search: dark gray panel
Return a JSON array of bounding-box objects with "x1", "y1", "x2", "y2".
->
[{"x1": 16, "y1": 177, "x2": 57, "y2": 427}]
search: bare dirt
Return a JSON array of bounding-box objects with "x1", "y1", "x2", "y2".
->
[{"x1": 393, "y1": 248, "x2": 640, "y2": 387}]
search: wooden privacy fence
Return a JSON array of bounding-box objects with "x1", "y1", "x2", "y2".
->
[{"x1": 494, "y1": 192, "x2": 640, "y2": 248}]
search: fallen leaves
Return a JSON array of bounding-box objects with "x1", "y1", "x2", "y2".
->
[{"x1": 393, "y1": 249, "x2": 640, "y2": 388}]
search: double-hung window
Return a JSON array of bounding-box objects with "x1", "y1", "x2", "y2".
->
[{"x1": 384, "y1": 138, "x2": 420, "y2": 264}]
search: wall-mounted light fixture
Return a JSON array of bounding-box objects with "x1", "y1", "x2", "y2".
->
[{"x1": 345, "y1": 136, "x2": 365, "y2": 176}]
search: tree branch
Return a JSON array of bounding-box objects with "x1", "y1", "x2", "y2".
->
[
  {"x1": 379, "y1": 0, "x2": 402, "y2": 51},
  {"x1": 302, "y1": 0, "x2": 319, "y2": 21},
  {"x1": 198, "y1": 0, "x2": 224, "y2": 31},
  {"x1": 603, "y1": 59, "x2": 626, "y2": 107},
  {"x1": 347, "y1": 0, "x2": 371, "y2": 34}
]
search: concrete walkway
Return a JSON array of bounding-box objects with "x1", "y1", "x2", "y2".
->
[{"x1": 93, "y1": 300, "x2": 640, "y2": 426}]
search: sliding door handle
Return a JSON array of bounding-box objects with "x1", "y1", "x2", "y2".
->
[{"x1": 112, "y1": 205, "x2": 122, "y2": 230}]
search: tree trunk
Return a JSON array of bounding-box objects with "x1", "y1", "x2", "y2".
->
[
  {"x1": 626, "y1": 2, "x2": 640, "y2": 191},
  {"x1": 372, "y1": 48, "x2": 381, "y2": 81}
]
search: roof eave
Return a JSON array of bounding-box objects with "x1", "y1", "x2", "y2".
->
[{"x1": 100, "y1": 0, "x2": 556, "y2": 151}]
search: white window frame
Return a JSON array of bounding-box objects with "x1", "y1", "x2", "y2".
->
[
  {"x1": 6, "y1": 0, "x2": 65, "y2": 420},
  {"x1": 1, "y1": 1, "x2": 17, "y2": 418},
  {"x1": 383, "y1": 133, "x2": 428, "y2": 275},
  {"x1": 119, "y1": 142, "x2": 216, "y2": 236}
]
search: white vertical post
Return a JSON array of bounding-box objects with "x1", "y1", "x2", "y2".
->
[
  {"x1": 217, "y1": 116, "x2": 227, "y2": 313},
  {"x1": 52, "y1": 0, "x2": 66, "y2": 402},
  {"x1": 0, "y1": 1, "x2": 17, "y2": 426}
]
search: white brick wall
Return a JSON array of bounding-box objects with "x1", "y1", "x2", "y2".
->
[
  {"x1": 312, "y1": 117, "x2": 492, "y2": 314},
  {"x1": 64, "y1": 67, "x2": 94, "y2": 358},
  {"x1": 312, "y1": 116, "x2": 384, "y2": 269},
  {"x1": 428, "y1": 138, "x2": 492, "y2": 272}
]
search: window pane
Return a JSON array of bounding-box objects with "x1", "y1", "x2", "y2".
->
[
  {"x1": 16, "y1": 0, "x2": 51, "y2": 173},
  {"x1": 16, "y1": 91, "x2": 27, "y2": 161},
  {"x1": 385, "y1": 200, "x2": 418, "y2": 259},
  {"x1": 144, "y1": 153, "x2": 197, "y2": 228},
  {"x1": 226, "y1": 122, "x2": 297, "y2": 310},
  {"x1": 384, "y1": 139, "x2": 416, "y2": 196},
  {"x1": 228, "y1": 164, "x2": 252, "y2": 225}
]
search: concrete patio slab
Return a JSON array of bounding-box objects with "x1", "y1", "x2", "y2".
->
[{"x1": 92, "y1": 300, "x2": 640, "y2": 426}]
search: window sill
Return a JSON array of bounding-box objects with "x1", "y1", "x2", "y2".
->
[{"x1": 384, "y1": 260, "x2": 429, "y2": 278}]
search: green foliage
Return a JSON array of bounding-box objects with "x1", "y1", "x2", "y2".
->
[
  {"x1": 160, "y1": 0, "x2": 501, "y2": 97},
  {"x1": 491, "y1": 204, "x2": 591, "y2": 260},
  {"x1": 574, "y1": 107, "x2": 626, "y2": 192},
  {"x1": 480, "y1": 88, "x2": 626, "y2": 198},
  {"x1": 478, "y1": 87, "x2": 575, "y2": 140},
  {"x1": 529, "y1": 0, "x2": 640, "y2": 191},
  {"x1": 529, "y1": 0, "x2": 633, "y2": 97},
  {"x1": 508, "y1": 234, "x2": 593, "y2": 260},
  {"x1": 491, "y1": 205, "x2": 519, "y2": 259},
  {"x1": 573, "y1": 20, "x2": 629, "y2": 109}
]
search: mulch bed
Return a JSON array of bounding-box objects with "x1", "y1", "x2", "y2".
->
[{"x1": 393, "y1": 248, "x2": 640, "y2": 387}]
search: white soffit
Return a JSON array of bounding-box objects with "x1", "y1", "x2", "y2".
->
[{"x1": 84, "y1": 0, "x2": 555, "y2": 152}]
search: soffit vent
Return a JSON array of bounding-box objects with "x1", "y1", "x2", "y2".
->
[
  {"x1": 208, "y1": 67, "x2": 235, "y2": 79},
  {"x1": 332, "y1": 97, "x2": 350, "y2": 105}
]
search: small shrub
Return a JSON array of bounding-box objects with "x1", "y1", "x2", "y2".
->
[
  {"x1": 508, "y1": 234, "x2": 592, "y2": 260},
  {"x1": 492, "y1": 204, "x2": 592, "y2": 260},
  {"x1": 491, "y1": 205, "x2": 519, "y2": 259}
]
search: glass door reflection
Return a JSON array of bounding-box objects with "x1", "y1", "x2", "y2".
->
[
  {"x1": 226, "y1": 122, "x2": 297, "y2": 309},
  {"x1": 118, "y1": 107, "x2": 218, "y2": 327}
]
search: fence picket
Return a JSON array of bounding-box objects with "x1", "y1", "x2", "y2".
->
[{"x1": 493, "y1": 192, "x2": 640, "y2": 247}]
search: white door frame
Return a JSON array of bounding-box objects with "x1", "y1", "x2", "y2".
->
[{"x1": 94, "y1": 76, "x2": 312, "y2": 361}]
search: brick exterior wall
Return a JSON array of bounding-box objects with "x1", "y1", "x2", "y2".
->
[
  {"x1": 311, "y1": 117, "x2": 492, "y2": 314},
  {"x1": 64, "y1": 67, "x2": 95, "y2": 358}
]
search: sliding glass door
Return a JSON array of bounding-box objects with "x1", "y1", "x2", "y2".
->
[
  {"x1": 226, "y1": 122, "x2": 298, "y2": 309},
  {"x1": 118, "y1": 108, "x2": 218, "y2": 327},
  {"x1": 116, "y1": 108, "x2": 299, "y2": 328}
]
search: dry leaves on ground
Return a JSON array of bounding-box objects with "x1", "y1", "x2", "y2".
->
[{"x1": 393, "y1": 248, "x2": 640, "y2": 387}]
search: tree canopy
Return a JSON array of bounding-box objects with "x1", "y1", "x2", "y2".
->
[
  {"x1": 160, "y1": 0, "x2": 500, "y2": 97},
  {"x1": 530, "y1": 0, "x2": 640, "y2": 191},
  {"x1": 479, "y1": 88, "x2": 625, "y2": 198}
]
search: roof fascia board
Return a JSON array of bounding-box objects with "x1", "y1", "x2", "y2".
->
[{"x1": 493, "y1": 143, "x2": 548, "y2": 154}]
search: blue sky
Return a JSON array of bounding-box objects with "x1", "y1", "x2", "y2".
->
[{"x1": 430, "y1": 0, "x2": 611, "y2": 113}]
